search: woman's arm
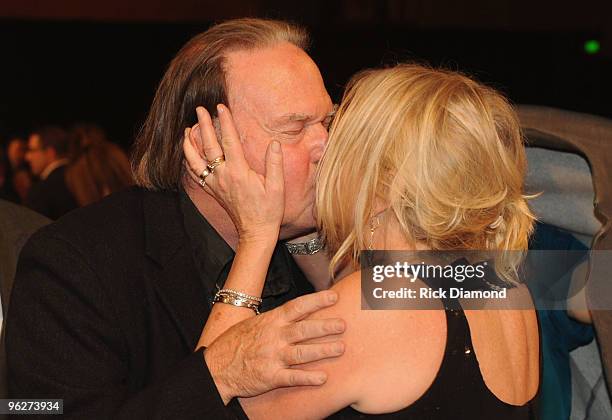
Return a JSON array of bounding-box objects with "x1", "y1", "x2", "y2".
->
[
  {"x1": 286, "y1": 232, "x2": 333, "y2": 291},
  {"x1": 199, "y1": 237, "x2": 278, "y2": 346},
  {"x1": 183, "y1": 105, "x2": 348, "y2": 354},
  {"x1": 184, "y1": 105, "x2": 285, "y2": 347}
]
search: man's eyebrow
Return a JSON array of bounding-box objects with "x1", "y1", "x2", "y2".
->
[
  {"x1": 277, "y1": 106, "x2": 338, "y2": 123},
  {"x1": 285, "y1": 113, "x2": 312, "y2": 121},
  {"x1": 323, "y1": 105, "x2": 339, "y2": 122}
]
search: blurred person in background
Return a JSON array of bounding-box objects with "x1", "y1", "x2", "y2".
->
[
  {"x1": 0, "y1": 147, "x2": 13, "y2": 201},
  {"x1": 7, "y1": 137, "x2": 27, "y2": 170},
  {"x1": 65, "y1": 140, "x2": 134, "y2": 206},
  {"x1": 24, "y1": 126, "x2": 77, "y2": 219},
  {"x1": 10, "y1": 166, "x2": 33, "y2": 204},
  {"x1": 68, "y1": 122, "x2": 108, "y2": 160},
  {"x1": 0, "y1": 199, "x2": 49, "y2": 397},
  {"x1": 8, "y1": 137, "x2": 34, "y2": 203}
]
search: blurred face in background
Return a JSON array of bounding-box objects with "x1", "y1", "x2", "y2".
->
[
  {"x1": 12, "y1": 167, "x2": 32, "y2": 202},
  {"x1": 7, "y1": 138, "x2": 27, "y2": 169},
  {"x1": 25, "y1": 134, "x2": 55, "y2": 176}
]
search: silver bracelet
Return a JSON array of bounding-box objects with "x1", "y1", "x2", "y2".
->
[
  {"x1": 218, "y1": 288, "x2": 262, "y2": 303},
  {"x1": 285, "y1": 236, "x2": 323, "y2": 255},
  {"x1": 213, "y1": 289, "x2": 262, "y2": 315}
]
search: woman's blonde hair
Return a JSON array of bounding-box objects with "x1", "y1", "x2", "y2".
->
[{"x1": 316, "y1": 64, "x2": 535, "y2": 283}]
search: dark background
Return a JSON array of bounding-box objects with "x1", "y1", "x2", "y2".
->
[{"x1": 1, "y1": 0, "x2": 611, "y2": 149}]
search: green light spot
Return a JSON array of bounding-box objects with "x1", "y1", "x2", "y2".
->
[{"x1": 584, "y1": 39, "x2": 600, "y2": 54}]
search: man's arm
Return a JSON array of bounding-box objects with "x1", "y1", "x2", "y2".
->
[
  {"x1": 6, "y1": 230, "x2": 345, "y2": 419},
  {"x1": 6, "y1": 232, "x2": 234, "y2": 419}
]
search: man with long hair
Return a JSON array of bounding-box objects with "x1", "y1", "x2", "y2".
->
[{"x1": 6, "y1": 18, "x2": 343, "y2": 418}]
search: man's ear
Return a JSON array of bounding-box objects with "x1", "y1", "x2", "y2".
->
[{"x1": 190, "y1": 123, "x2": 206, "y2": 159}]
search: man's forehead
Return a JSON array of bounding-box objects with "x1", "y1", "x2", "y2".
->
[{"x1": 224, "y1": 43, "x2": 330, "y2": 118}]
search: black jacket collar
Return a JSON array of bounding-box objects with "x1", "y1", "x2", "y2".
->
[{"x1": 142, "y1": 189, "x2": 208, "y2": 349}]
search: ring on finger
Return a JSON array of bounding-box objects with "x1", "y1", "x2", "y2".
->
[
  {"x1": 207, "y1": 155, "x2": 226, "y2": 174},
  {"x1": 198, "y1": 168, "x2": 210, "y2": 188}
]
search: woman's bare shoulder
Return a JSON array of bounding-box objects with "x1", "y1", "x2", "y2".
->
[
  {"x1": 308, "y1": 270, "x2": 448, "y2": 414},
  {"x1": 241, "y1": 271, "x2": 448, "y2": 419}
]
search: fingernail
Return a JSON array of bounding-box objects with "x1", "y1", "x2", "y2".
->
[
  {"x1": 271, "y1": 141, "x2": 280, "y2": 153},
  {"x1": 217, "y1": 104, "x2": 225, "y2": 114},
  {"x1": 328, "y1": 292, "x2": 338, "y2": 303},
  {"x1": 333, "y1": 342, "x2": 345, "y2": 354},
  {"x1": 316, "y1": 373, "x2": 327, "y2": 384},
  {"x1": 335, "y1": 320, "x2": 345, "y2": 333}
]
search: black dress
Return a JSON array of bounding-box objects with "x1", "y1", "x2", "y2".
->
[{"x1": 328, "y1": 299, "x2": 540, "y2": 419}]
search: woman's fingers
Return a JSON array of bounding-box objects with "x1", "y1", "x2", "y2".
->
[
  {"x1": 183, "y1": 128, "x2": 206, "y2": 176},
  {"x1": 183, "y1": 127, "x2": 215, "y2": 193},
  {"x1": 195, "y1": 106, "x2": 224, "y2": 161},
  {"x1": 185, "y1": 105, "x2": 283, "y2": 211},
  {"x1": 265, "y1": 140, "x2": 284, "y2": 194},
  {"x1": 216, "y1": 104, "x2": 248, "y2": 169}
]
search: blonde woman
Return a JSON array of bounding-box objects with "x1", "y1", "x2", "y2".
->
[{"x1": 183, "y1": 64, "x2": 540, "y2": 419}]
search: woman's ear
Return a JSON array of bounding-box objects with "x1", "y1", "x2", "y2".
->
[{"x1": 371, "y1": 196, "x2": 390, "y2": 218}]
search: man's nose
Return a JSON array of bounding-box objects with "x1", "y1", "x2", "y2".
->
[{"x1": 309, "y1": 124, "x2": 328, "y2": 162}]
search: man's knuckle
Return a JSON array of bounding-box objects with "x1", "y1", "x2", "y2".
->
[
  {"x1": 279, "y1": 325, "x2": 292, "y2": 342},
  {"x1": 297, "y1": 322, "x2": 309, "y2": 339},
  {"x1": 293, "y1": 346, "x2": 304, "y2": 364},
  {"x1": 287, "y1": 372, "x2": 299, "y2": 386},
  {"x1": 288, "y1": 325, "x2": 302, "y2": 343},
  {"x1": 293, "y1": 300, "x2": 307, "y2": 316}
]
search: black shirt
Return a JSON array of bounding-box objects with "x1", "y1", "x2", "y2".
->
[
  {"x1": 180, "y1": 191, "x2": 316, "y2": 418},
  {"x1": 180, "y1": 190, "x2": 314, "y2": 313}
]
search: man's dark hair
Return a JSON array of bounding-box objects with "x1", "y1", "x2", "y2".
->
[
  {"x1": 130, "y1": 18, "x2": 309, "y2": 191},
  {"x1": 34, "y1": 126, "x2": 70, "y2": 158}
]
